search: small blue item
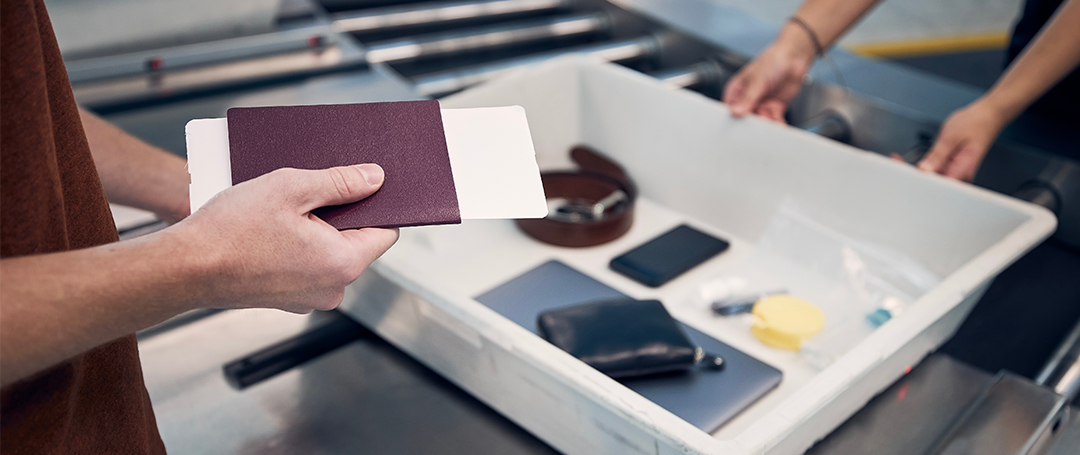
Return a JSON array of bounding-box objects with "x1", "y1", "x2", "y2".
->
[{"x1": 867, "y1": 308, "x2": 893, "y2": 327}]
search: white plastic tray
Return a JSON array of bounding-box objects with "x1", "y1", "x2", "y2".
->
[{"x1": 339, "y1": 56, "x2": 1055, "y2": 455}]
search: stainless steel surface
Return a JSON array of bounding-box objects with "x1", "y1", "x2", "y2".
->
[
  {"x1": 786, "y1": 82, "x2": 938, "y2": 158},
  {"x1": 807, "y1": 354, "x2": 997, "y2": 455},
  {"x1": 331, "y1": 0, "x2": 567, "y2": 34},
  {"x1": 413, "y1": 34, "x2": 658, "y2": 96},
  {"x1": 928, "y1": 373, "x2": 1067, "y2": 455},
  {"x1": 1044, "y1": 407, "x2": 1080, "y2": 455},
  {"x1": 138, "y1": 309, "x2": 557, "y2": 454},
  {"x1": 1037, "y1": 317, "x2": 1080, "y2": 402},
  {"x1": 365, "y1": 12, "x2": 609, "y2": 64},
  {"x1": 809, "y1": 355, "x2": 1079, "y2": 455}
]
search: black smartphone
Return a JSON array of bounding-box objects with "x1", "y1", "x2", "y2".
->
[{"x1": 610, "y1": 224, "x2": 730, "y2": 287}]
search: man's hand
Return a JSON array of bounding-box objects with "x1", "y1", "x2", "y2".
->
[
  {"x1": 177, "y1": 163, "x2": 399, "y2": 313},
  {"x1": 1, "y1": 163, "x2": 398, "y2": 385},
  {"x1": 722, "y1": 22, "x2": 817, "y2": 122},
  {"x1": 917, "y1": 99, "x2": 1007, "y2": 182}
]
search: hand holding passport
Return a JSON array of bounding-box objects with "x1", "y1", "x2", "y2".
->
[
  {"x1": 186, "y1": 100, "x2": 548, "y2": 229},
  {"x1": 179, "y1": 162, "x2": 399, "y2": 313},
  {"x1": 179, "y1": 99, "x2": 546, "y2": 313}
]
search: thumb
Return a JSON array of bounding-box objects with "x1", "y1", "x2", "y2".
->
[
  {"x1": 340, "y1": 227, "x2": 400, "y2": 270},
  {"x1": 281, "y1": 163, "x2": 386, "y2": 212}
]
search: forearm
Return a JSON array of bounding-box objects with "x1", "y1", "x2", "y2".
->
[
  {"x1": 79, "y1": 108, "x2": 190, "y2": 222},
  {"x1": 981, "y1": 0, "x2": 1080, "y2": 122},
  {"x1": 0, "y1": 228, "x2": 209, "y2": 386}
]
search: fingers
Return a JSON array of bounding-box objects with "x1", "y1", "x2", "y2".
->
[
  {"x1": 917, "y1": 133, "x2": 958, "y2": 175},
  {"x1": 917, "y1": 136, "x2": 987, "y2": 182},
  {"x1": 722, "y1": 73, "x2": 751, "y2": 117},
  {"x1": 340, "y1": 227, "x2": 399, "y2": 272},
  {"x1": 942, "y1": 143, "x2": 986, "y2": 182},
  {"x1": 275, "y1": 164, "x2": 386, "y2": 212},
  {"x1": 731, "y1": 75, "x2": 770, "y2": 118},
  {"x1": 755, "y1": 99, "x2": 788, "y2": 123},
  {"x1": 282, "y1": 228, "x2": 397, "y2": 314}
]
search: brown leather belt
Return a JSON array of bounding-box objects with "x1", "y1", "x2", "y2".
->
[{"x1": 516, "y1": 146, "x2": 637, "y2": 247}]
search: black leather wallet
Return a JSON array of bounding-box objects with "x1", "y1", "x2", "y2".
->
[{"x1": 537, "y1": 299, "x2": 724, "y2": 379}]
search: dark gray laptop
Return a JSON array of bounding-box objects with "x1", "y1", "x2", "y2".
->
[{"x1": 475, "y1": 260, "x2": 783, "y2": 432}]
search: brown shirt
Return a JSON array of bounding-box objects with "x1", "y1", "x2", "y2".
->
[{"x1": 1, "y1": 0, "x2": 165, "y2": 453}]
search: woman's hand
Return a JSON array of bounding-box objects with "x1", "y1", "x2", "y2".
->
[
  {"x1": 917, "y1": 99, "x2": 1009, "y2": 182},
  {"x1": 723, "y1": 23, "x2": 818, "y2": 122}
]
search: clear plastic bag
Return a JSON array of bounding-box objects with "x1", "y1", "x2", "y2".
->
[{"x1": 748, "y1": 199, "x2": 941, "y2": 369}]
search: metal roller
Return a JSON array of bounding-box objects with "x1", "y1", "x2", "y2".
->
[
  {"x1": 365, "y1": 12, "x2": 610, "y2": 65},
  {"x1": 652, "y1": 60, "x2": 727, "y2": 90},
  {"x1": 332, "y1": 0, "x2": 567, "y2": 34},
  {"x1": 413, "y1": 34, "x2": 660, "y2": 97}
]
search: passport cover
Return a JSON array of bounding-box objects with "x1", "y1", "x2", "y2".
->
[{"x1": 227, "y1": 100, "x2": 461, "y2": 229}]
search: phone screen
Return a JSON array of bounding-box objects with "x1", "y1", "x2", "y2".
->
[{"x1": 609, "y1": 224, "x2": 729, "y2": 287}]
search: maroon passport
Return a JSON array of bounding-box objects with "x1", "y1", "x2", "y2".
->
[{"x1": 227, "y1": 100, "x2": 461, "y2": 229}]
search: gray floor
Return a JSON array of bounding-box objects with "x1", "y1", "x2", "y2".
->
[{"x1": 890, "y1": 49, "x2": 1006, "y2": 90}]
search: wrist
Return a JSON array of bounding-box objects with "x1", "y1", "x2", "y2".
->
[
  {"x1": 775, "y1": 22, "x2": 818, "y2": 68},
  {"x1": 969, "y1": 95, "x2": 1016, "y2": 135},
  {"x1": 976, "y1": 92, "x2": 1023, "y2": 129},
  {"x1": 143, "y1": 222, "x2": 227, "y2": 311}
]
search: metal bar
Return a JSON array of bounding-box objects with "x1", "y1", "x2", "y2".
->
[
  {"x1": 65, "y1": 26, "x2": 335, "y2": 84},
  {"x1": 73, "y1": 47, "x2": 365, "y2": 111},
  {"x1": 365, "y1": 12, "x2": 609, "y2": 64},
  {"x1": 1037, "y1": 316, "x2": 1080, "y2": 402},
  {"x1": 222, "y1": 311, "x2": 370, "y2": 390},
  {"x1": 654, "y1": 66, "x2": 703, "y2": 89},
  {"x1": 652, "y1": 60, "x2": 725, "y2": 90},
  {"x1": 413, "y1": 35, "x2": 658, "y2": 97},
  {"x1": 332, "y1": 0, "x2": 566, "y2": 34}
]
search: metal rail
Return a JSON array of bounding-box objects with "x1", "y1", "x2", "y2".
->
[
  {"x1": 65, "y1": 26, "x2": 335, "y2": 85},
  {"x1": 413, "y1": 34, "x2": 659, "y2": 96},
  {"x1": 73, "y1": 47, "x2": 365, "y2": 111},
  {"x1": 652, "y1": 60, "x2": 726, "y2": 90},
  {"x1": 365, "y1": 12, "x2": 609, "y2": 64},
  {"x1": 332, "y1": 0, "x2": 567, "y2": 34}
]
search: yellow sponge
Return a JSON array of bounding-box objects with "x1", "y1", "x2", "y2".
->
[{"x1": 751, "y1": 295, "x2": 825, "y2": 351}]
